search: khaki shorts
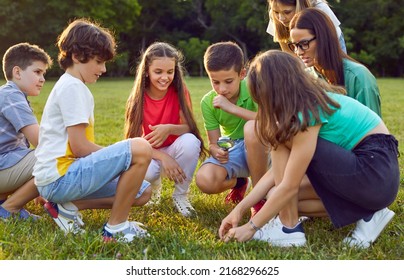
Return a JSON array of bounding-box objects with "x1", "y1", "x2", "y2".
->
[{"x1": 0, "y1": 151, "x2": 36, "y2": 193}]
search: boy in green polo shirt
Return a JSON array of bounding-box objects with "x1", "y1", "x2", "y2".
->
[{"x1": 195, "y1": 42, "x2": 268, "y2": 213}]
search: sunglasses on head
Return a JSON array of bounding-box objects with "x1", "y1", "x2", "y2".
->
[{"x1": 288, "y1": 37, "x2": 316, "y2": 52}]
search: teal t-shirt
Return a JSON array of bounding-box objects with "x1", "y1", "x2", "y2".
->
[
  {"x1": 200, "y1": 79, "x2": 257, "y2": 140},
  {"x1": 308, "y1": 92, "x2": 381, "y2": 150},
  {"x1": 343, "y1": 58, "x2": 381, "y2": 117}
]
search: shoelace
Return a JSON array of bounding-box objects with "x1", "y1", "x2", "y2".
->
[
  {"x1": 68, "y1": 212, "x2": 85, "y2": 233},
  {"x1": 129, "y1": 222, "x2": 149, "y2": 237},
  {"x1": 174, "y1": 197, "x2": 193, "y2": 211},
  {"x1": 74, "y1": 212, "x2": 85, "y2": 227}
]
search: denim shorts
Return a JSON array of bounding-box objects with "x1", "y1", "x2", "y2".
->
[
  {"x1": 38, "y1": 139, "x2": 150, "y2": 203},
  {"x1": 306, "y1": 134, "x2": 399, "y2": 228},
  {"x1": 201, "y1": 139, "x2": 249, "y2": 179}
]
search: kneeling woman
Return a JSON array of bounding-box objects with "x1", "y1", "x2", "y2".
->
[{"x1": 219, "y1": 50, "x2": 399, "y2": 248}]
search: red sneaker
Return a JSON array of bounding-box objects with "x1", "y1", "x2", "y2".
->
[
  {"x1": 250, "y1": 199, "x2": 266, "y2": 218},
  {"x1": 225, "y1": 177, "x2": 251, "y2": 204}
]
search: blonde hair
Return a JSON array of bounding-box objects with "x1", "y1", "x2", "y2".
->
[{"x1": 268, "y1": 0, "x2": 312, "y2": 43}]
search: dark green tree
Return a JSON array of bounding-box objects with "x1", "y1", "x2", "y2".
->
[{"x1": 0, "y1": 0, "x2": 141, "y2": 76}]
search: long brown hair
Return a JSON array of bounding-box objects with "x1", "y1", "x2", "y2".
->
[
  {"x1": 289, "y1": 8, "x2": 356, "y2": 86},
  {"x1": 124, "y1": 42, "x2": 207, "y2": 159},
  {"x1": 268, "y1": 0, "x2": 311, "y2": 43},
  {"x1": 247, "y1": 50, "x2": 342, "y2": 149}
]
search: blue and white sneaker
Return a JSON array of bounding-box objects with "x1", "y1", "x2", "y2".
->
[
  {"x1": 252, "y1": 216, "x2": 307, "y2": 247},
  {"x1": 343, "y1": 207, "x2": 395, "y2": 249},
  {"x1": 0, "y1": 201, "x2": 40, "y2": 221},
  {"x1": 102, "y1": 221, "x2": 149, "y2": 242},
  {"x1": 44, "y1": 202, "x2": 85, "y2": 234}
]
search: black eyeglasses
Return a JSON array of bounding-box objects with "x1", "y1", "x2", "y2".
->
[{"x1": 288, "y1": 37, "x2": 316, "y2": 52}]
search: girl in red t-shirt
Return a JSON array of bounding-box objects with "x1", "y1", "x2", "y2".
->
[{"x1": 125, "y1": 42, "x2": 207, "y2": 217}]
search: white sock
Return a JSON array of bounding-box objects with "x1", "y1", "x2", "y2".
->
[
  {"x1": 106, "y1": 221, "x2": 128, "y2": 230},
  {"x1": 60, "y1": 202, "x2": 78, "y2": 212}
]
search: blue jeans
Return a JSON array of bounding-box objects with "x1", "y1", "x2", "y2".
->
[
  {"x1": 306, "y1": 134, "x2": 399, "y2": 228},
  {"x1": 38, "y1": 140, "x2": 150, "y2": 203},
  {"x1": 201, "y1": 139, "x2": 249, "y2": 179}
]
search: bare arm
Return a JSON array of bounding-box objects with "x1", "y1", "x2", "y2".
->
[
  {"x1": 144, "y1": 110, "x2": 191, "y2": 148},
  {"x1": 20, "y1": 123, "x2": 39, "y2": 147},
  {"x1": 67, "y1": 124, "x2": 102, "y2": 158},
  {"x1": 213, "y1": 95, "x2": 256, "y2": 121}
]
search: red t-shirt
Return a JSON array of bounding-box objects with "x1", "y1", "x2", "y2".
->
[{"x1": 143, "y1": 86, "x2": 190, "y2": 147}]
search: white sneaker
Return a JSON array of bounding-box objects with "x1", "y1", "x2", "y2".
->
[
  {"x1": 252, "y1": 216, "x2": 307, "y2": 247},
  {"x1": 102, "y1": 221, "x2": 149, "y2": 242},
  {"x1": 146, "y1": 183, "x2": 162, "y2": 206},
  {"x1": 172, "y1": 195, "x2": 196, "y2": 217},
  {"x1": 343, "y1": 208, "x2": 395, "y2": 248},
  {"x1": 44, "y1": 202, "x2": 85, "y2": 234}
]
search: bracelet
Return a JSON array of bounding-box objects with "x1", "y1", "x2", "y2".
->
[{"x1": 249, "y1": 220, "x2": 260, "y2": 232}]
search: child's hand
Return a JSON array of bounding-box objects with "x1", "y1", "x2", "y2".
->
[
  {"x1": 161, "y1": 154, "x2": 187, "y2": 184},
  {"x1": 145, "y1": 124, "x2": 171, "y2": 148},
  {"x1": 220, "y1": 223, "x2": 256, "y2": 243},
  {"x1": 219, "y1": 209, "x2": 245, "y2": 241},
  {"x1": 213, "y1": 95, "x2": 234, "y2": 112},
  {"x1": 211, "y1": 145, "x2": 229, "y2": 163},
  {"x1": 34, "y1": 196, "x2": 47, "y2": 206}
]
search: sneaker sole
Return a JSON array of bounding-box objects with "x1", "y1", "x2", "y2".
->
[
  {"x1": 253, "y1": 234, "x2": 307, "y2": 247},
  {"x1": 265, "y1": 236, "x2": 307, "y2": 247}
]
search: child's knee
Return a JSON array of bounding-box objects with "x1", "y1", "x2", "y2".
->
[
  {"x1": 244, "y1": 120, "x2": 258, "y2": 144},
  {"x1": 177, "y1": 134, "x2": 201, "y2": 155},
  {"x1": 195, "y1": 170, "x2": 215, "y2": 194},
  {"x1": 129, "y1": 138, "x2": 152, "y2": 165}
]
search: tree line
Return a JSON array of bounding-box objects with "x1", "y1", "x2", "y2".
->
[{"x1": 0, "y1": 0, "x2": 402, "y2": 77}]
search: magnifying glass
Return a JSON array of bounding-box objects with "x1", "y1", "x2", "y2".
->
[{"x1": 217, "y1": 136, "x2": 234, "y2": 151}]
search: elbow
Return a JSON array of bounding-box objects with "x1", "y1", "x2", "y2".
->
[{"x1": 69, "y1": 144, "x2": 89, "y2": 158}]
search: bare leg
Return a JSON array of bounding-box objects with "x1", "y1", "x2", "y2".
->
[
  {"x1": 244, "y1": 120, "x2": 270, "y2": 186},
  {"x1": 298, "y1": 176, "x2": 327, "y2": 217},
  {"x1": 271, "y1": 144, "x2": 299, "y2": 227},
  {"x1": 108, "y1": 138, "x2": 152, "y2": 225},
  {"x1": 72, "y1": 186, "x2": 152, "y2": 210},
  {"x1": 195, "y1": 163, "x2": 236, "y2": 194},
  {"x1": 1, "y1": 178, "x2": 39, "y2": 212}
]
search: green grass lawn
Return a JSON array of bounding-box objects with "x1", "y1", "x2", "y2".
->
[{"x1": 0, "y1": 77, "x2": 403, "y2": 260}]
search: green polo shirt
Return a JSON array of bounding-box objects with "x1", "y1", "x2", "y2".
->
[{"x1": 200, "y1": 79, "x2": 257, "y2": 140}]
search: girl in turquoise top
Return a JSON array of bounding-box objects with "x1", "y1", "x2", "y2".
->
[
  {"x1": 219, "y1": 50, "x2": 399, "y2": 249},
  {"x1": 289, "y1": 8, "x2": 381, "y2": 117}
]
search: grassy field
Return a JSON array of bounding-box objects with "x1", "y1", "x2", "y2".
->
[{"x1": 0, "y1": 77, "x2": 403, "y2": 260}]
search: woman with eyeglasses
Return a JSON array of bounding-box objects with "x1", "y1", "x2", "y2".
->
[
  {"x1": 267, "y1": 0, "x2": 346, "y2": 54},
  {"x1": 289, "y1": 8, "x2": 381, "y2": 117},
  {"x1": 219, "y1": 50, "x2": 399, "y2": 248}
]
